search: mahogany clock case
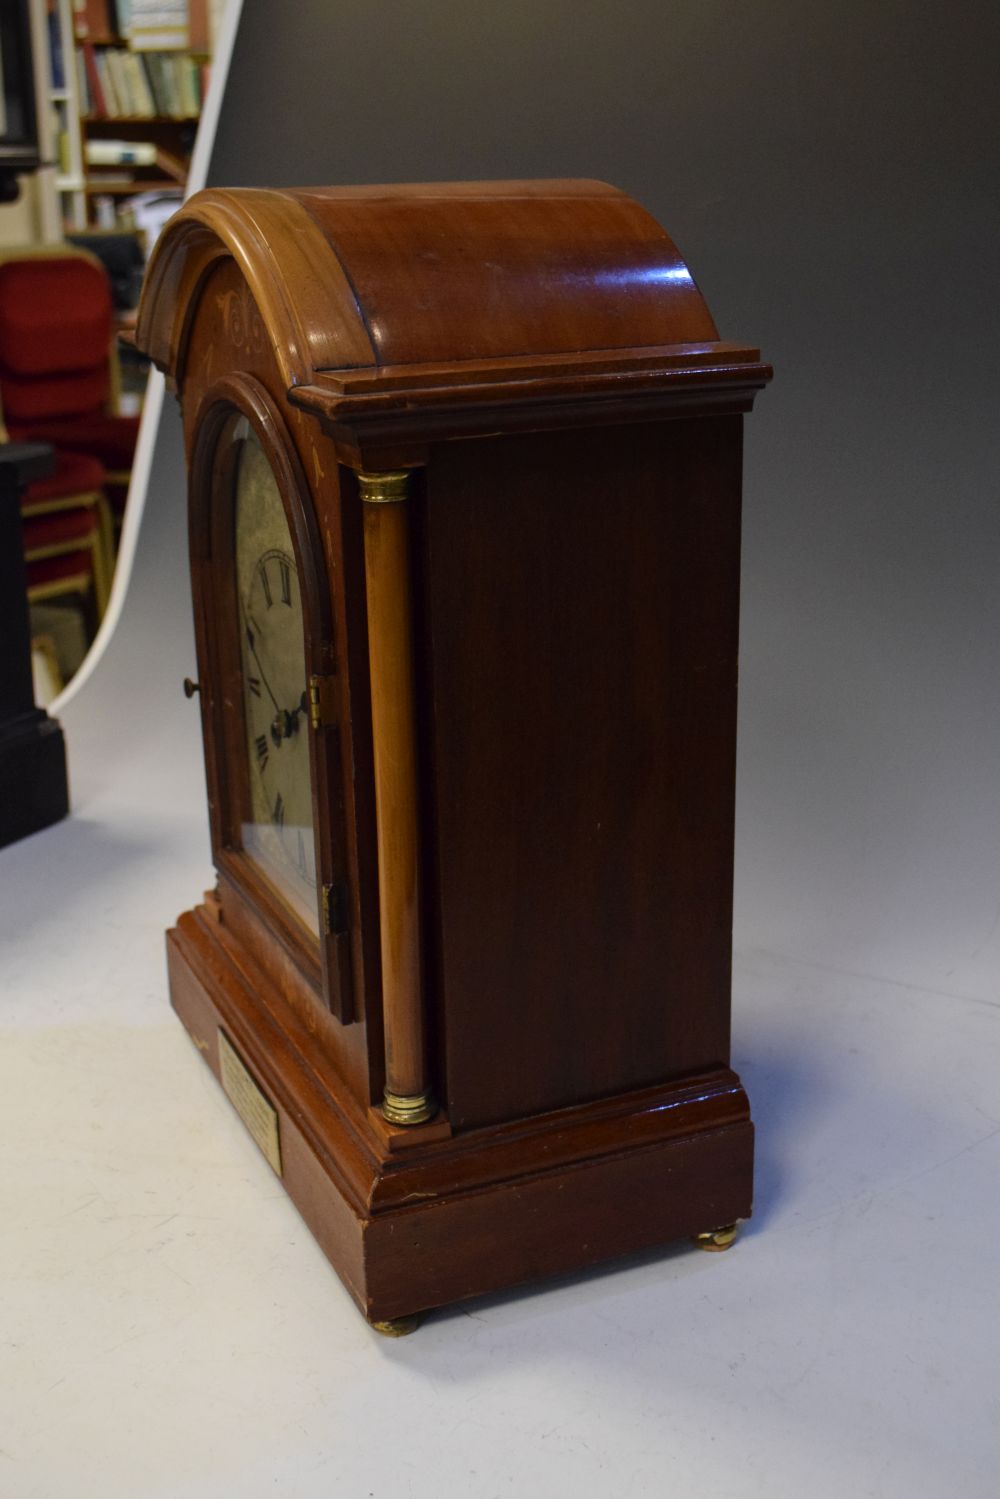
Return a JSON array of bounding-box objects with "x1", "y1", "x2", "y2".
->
[{"x1": 135, "y1": 179, "x2": 772, "y2": 1325}]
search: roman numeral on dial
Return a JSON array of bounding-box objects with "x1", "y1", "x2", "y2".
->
[
  {"x1": 255, "y1": 734, "x2": 269, "y2": 771},
  {"x1": 273, "y1": 792, "x2": 285, "y2": 828}
]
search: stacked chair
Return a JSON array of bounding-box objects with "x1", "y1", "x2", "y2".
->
[{"x1": 0, "y1": 248, "x2": 140, "y2": 636}]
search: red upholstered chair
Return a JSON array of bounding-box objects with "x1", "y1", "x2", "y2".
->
[
  {"x1": 0, "y1": 397, "x2": 115, "y2": 639},
  {"x1": 23, "y1": 505, "x2": 110, "y2": 617},
  {"x1": 26, "y1": 550, "x2": 97, "y2": 619},
  {"x1": 0, "y1": 251, "x2": 139, "y2": 523}
]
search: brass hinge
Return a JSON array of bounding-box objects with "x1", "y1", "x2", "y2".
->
[
  {"x1": 321, "y1": 881, "x2": 348, "y2": 936},
  {"x1": 308, "y1": 673, "x2": 338, "y2": 730}
]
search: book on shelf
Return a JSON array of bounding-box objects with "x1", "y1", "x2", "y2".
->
[
  {"x1": 124, "y1": 50, "x2": 156, "y2": 114},
  {"x1": 47, "y1": 4, "x2": 66, "y2": 89},
  {"x1": 79, "y1": 49, "x2": 203, "y2": 119},
  {"x1": 57, "y1": 125, "x2": 73, "y2": 176},
  {"x1": 177, "y1": 55, "x2": 200, "y2": 114},
  {"x1": 105, "y1": 49, "x2": 132, "y2": 114},
  {"x1": 187, "y1": 0, "x2": 209, "y2": 54},
  {"x1": 87, "y1": 169, "x2": 137, "y2": 186},
  {"x1": 80, "y1": 44, "x2": 104, "y2": 116},
  {"x1": 85, "y1": 138, "x2": 156, "y2": 166},
  {"x1": 129, "y1": 0, "x2": 188, "y2": 50},
  {"x1": 143, "y1": 51, "x2": 168, "y2": 114},
  {"x1": 73, "y1": 0, "x2": 124, "y2": 42},
  {"x1": 72, "y1": 0, "x2": 100, "y2": 40},
  {"x1": 74, "y1": 49, "x2": 91, "y2": 115},
  {"x1": 94, "y1": 49, "x2": 116, "y2": 114}
]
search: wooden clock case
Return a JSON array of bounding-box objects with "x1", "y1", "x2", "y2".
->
[{"x1": 135, "y1": 179, "x2": 771, "y2": 1328}]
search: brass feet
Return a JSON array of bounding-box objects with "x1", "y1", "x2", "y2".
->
[
  {"x1": 693, "y1": 1222, "x2": 739, "y2": 1252},
  {"x1": 370, "y1": 1313, "x2": 422, "y2": 1337}
]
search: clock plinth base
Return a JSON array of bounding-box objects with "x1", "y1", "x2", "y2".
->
[
  {"x1": 0, "y1": 710, "x2": 69, "y2": 850},
  {"x1": 167, "y1": 904, "x2": 754, "y2": 1325}
]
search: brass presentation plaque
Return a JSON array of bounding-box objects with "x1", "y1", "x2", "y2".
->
[{"x1": 218, "y1": 1030, "x2": 282, "y2": 1176}]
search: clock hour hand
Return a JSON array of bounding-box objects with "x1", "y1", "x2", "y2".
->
[
  {"x1": 269, "y1": 690, "x2": 309, "y2": 743},
  {"x1": 281, "y1": 690, "x2": 309, "y2": 736}
]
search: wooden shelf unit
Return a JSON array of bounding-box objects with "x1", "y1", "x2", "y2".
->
[{"x1": 43, "y1": 0, "x2": 214, "y2": 231}]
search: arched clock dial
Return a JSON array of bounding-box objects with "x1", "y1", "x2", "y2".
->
[{"x1": 231, "y1": 418, "x2": 319, "y2": 936}]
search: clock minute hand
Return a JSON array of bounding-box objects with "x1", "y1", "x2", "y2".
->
[
  {"x1": 251, "y1": 646, "x2": 281, "y2": 715},
  {"x1": 244, "y1": 621, "x2": 281, "y2": 714}
]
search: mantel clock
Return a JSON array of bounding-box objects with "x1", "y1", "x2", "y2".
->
[{"x1": 135, "y1": 179, "x2": 772, "y2": 1331}]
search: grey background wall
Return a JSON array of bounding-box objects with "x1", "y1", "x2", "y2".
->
[{"x1": 70, "y1": 0, "x2": 1000, "y2": 1003}]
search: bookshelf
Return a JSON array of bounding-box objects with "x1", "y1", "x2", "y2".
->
[
  {"x1": 48, "y1": 0, "x2": 86, "y2": 227},
  {"x1": 45, "y1": 0, "x2": 218, "y2": 233}
]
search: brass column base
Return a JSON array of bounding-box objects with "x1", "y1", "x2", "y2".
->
[
  {"x1": 370, "y1": 1314, "x2": 422, "y2": 1337},
  {"x1": 382, "y1": 1088, "x2": 437, "y2": 1126},
  {"x1": 693, "y1": 1222, "x2": 739, "y2": 1252}
]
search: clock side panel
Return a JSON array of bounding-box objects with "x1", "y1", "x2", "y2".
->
[
  {"x1": 177, "y1": 255, "x2": 382, "y2": 1106},
  {"x1": 422, "y1": 418, "x2": 744, "y2": 1132}
]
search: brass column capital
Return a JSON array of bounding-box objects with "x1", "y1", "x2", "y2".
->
[{"x1": 357, "y1": 470, "x2": 411, "y2": 505}]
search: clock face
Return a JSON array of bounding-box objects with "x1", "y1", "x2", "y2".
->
[{"x1": 231, "y1": 418, "x2": 319, "y2": 936}]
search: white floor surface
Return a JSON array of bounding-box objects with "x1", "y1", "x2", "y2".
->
[{"x1": 2, "y1": 729, "x2": 997, "y2": 1497}]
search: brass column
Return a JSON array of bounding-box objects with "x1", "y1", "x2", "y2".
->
[{"x1": 358, "y1": 470, "x2": 435, "y2": 1125}]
